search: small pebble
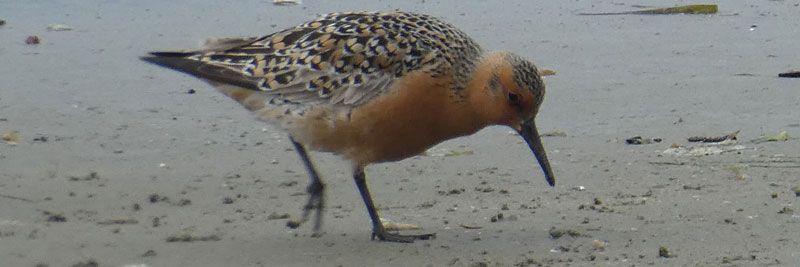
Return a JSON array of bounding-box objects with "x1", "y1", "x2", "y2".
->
[
  {"x1": 25, "y1": 35, "x2": 40, "y2": 44},
  {"x1": 592, "y1": 239, "x2": 606, "y2": 249},
  {"x1": 659, "y1": 246, "x2": 672, "y2": 258}
]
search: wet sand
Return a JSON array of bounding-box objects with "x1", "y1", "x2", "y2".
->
[{"x1": 1, "y1": 0, "x2": 799, "y2": 266}]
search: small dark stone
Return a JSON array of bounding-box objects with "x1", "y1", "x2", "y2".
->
[
  {"x1": 44, "y1": 212, "x2": 67, "y2": 222},
  {"x1": 70, "y1": 259, "x2": 99, "y2": 267},
  {"x1": 286, "y1": 220, "x2": 301, "y2": 229},
  {"x1": 778, "y1": 206, "x2": 794, "y2": 214},
  {"x1": 187, "y1": 89, "x2": 196, "y2": 94},
  {"x1": 149, "y1": 194, "x2": 166, "y2": 203},
  {"x1": 659, "y1": 246, "x2": 672, "y2": 258},
  {"x1": 25, "y1": 35, "x2": 40, "y2": 45},
  {"x1": 141, "y1": 249, "x2": 157, "y2": 257}
]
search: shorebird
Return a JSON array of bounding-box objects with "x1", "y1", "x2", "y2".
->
[{"x1": 142, "y1": 11, "x2": 555, "y2": 243}]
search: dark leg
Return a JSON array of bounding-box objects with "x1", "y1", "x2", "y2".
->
[
  {"x1": 353, "y1": 167, "x2": 435, "y2": 243},
  {"x1": 287, "y1": 137, "x2": 325, "y2": 232}
]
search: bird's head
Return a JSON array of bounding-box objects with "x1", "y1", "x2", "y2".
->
[{"x1": 468, "y1": 52, "x2": 555, "y2": 186}]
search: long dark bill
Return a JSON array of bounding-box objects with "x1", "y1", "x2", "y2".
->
[{"x1": 518, "y1": 120, "x2": 556, "y2": 186}]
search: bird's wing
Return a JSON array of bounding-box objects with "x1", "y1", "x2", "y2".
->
[{"x1": 142, "y1": 12, "x2": 467, "y2": 112}]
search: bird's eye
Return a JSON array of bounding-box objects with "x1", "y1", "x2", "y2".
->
[{"x1": 508, "y1": 92, "x2": 521, "y2": 105}]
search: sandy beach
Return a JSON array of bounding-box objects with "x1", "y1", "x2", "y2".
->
[{"x1": 1, "y1": 0, "x2": 799, "y2": 266}]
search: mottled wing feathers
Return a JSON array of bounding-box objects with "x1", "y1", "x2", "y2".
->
[
  {"x1": 143, "y1": 11, "x2": 483, "y2": 112},
  {"x1": 142, "y1": 51, "x2": 264, "y2": 91}
]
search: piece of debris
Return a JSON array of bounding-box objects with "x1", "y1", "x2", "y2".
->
[
  {"x1": 383, "y1": 221, "x2": 422, "y2": 231},
  {"x1": 688, "y1": 130, "x2": 739, "y2": 143},
  {"x1": 273, "y1": 0, "x2": 300, "y2": 5},
  {"x1": 579, "y1": 4, "x2": 718, "y2": 15},
  {"x1": 69, "y1": 172, "x2": 100, "y2": 181},
  {"x1": 778, "y1": 206, "x2": 794, "y2": 215},
  {"x1": 266, "y1": 212, "x2": 289, "y2": 220},
  {"x1": 165, "y1": 233, "x2": 220, "y2": 242},
  {"x1": 70, "y1": 259, "x2": 99, "y2": 267},
  {"x1": 46, "y1": 24, "x2": 72, "y2": 31},
  {"x1": 42, "y1": 211, "x2": 67, "y2": 222},
  {"x1": 659, "y1": 246, "x2": 673, "y2": 258},
  {"x1": 97, "y1": 218, "x2": 138, "y2": 225},
  {"x1": 592, "y1": 239, "x2": 606, "y2": 250},
  {"x1": 286, "y1": 220, "x2": 301, "y2": 229},
  {"x1": 2, "y1": 131, "x2": 19, "y2": 145},
  {"x1": 792, "y1": 186, "x2": 800, "y2": 197},
  {"x1": 538, "y1": 68, "x2": 556, "y2": 76},
  {"x1": 778, "y1": 71, "x2": 800, "y2": 78},
  {"x1": 148, "y1": 194, "x2": 167, "y2": 203},
  {"x1": 459, "y1": 224, "x2": 483, "y2": 229},
  {"x1": 141, "y1": 249, "x2": 157, "y2": 257},
  {"x1": 0, "y1": 19, "x2": 6, "y2": 26},
  {"x1": 424, "y1": 148, "x2": 474, "y2": 157},
  {"x1": 764, "y1": 131, "x2": 790, "y2": 142},
  {"x1": 549, "y1": 227, "x2": 584, "y2": 239},
  {"x1": 25, "y1": 35, "x2": 40, "y2": 44},
  {"x1": 541, "y1": 129, "x2": 567, "y2": 137},
  {"x1": 683, "y1": 184, "x2": 702, "y2": 190},
  {"x1": 662, "y1": 144, "x2": 745, "y2": 157},
  {"x1": 626, "y1": 136, "x2": 662, "y2": 145},
  {"x1": 727, "y1": 165, "x2": 746, "y2": 180},
  {"x1": 490, "y1": 213, "x2": 504, "y2": 222}
]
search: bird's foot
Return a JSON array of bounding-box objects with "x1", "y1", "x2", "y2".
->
[{"x1": 286, "y1": 181, "x2": 325, "y2": 230}]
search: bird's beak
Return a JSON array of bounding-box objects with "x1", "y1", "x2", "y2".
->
[{"x1": 518, "y1": 119, "x2": 556, "y2": 186}]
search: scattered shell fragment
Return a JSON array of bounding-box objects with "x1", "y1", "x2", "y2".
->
[
  {"x1": 2, "y1": 131, "x2": 19, "y2": 145},
  {"x1": 662, "y1": 144, "x2": 745, "y2": 157},
  {"x1": 273, "y1": 0, "x2": 300, "y2": 5},
  {"x1": 25, "y1": 35, "x2": 40, "y2": 44},
  {"x1": 47, "y1": 24, "x2": 72, "y2": 31},
  {"x1": 592, "y1": 239, "x2": 606, "y2": 249}
]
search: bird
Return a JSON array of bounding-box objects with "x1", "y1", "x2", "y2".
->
[{"x1": 141, "y1": 11, "x2": 555, "y2": 243}]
